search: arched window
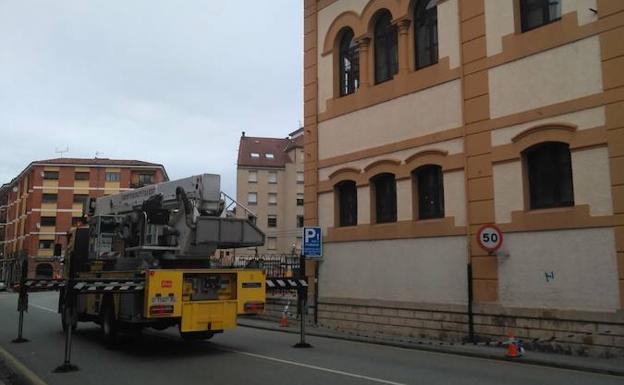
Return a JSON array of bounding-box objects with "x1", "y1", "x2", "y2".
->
[
  {"x1": 338, "y1": 28, "x2": 359, "y2": 96},
  {"x1": 413, "y1": 165, "x2": 444, "y2": 219},
  {"x1": 524, "y1": 142, "x2": 574, "y2": 209},
  {"x1": 372, "y1": 173, "x2": 397, "y2": 223},
  {"x1": 520, "y1": 0, "x2": 561, "y2": 32},
  {"x1": 414, "y1": 0, "x2": 438, "y2": 69},
  {"x1": 35, "y1": 263, "x2": 53, "y2": 279},
  {"x1": 336, "y1": 180, "x2": 358, "y2": 226},
  {"x1": 374, "y1": 10, "x2": 398, "y2": 84}
]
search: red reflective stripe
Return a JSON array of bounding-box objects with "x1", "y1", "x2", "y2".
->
[{"x1": 149, "y1": 305, "x2": 174, "y2": 316}]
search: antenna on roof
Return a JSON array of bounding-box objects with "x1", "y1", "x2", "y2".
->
[
  {"x1": 95, "y1": 151, "x2": 104, "y2": 159},
  {"x1": 55, "y1": 146, "x2": 69, "y2": 158}
]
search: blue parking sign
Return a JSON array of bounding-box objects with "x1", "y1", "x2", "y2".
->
[{"x1": 302, "y1": 227, "x2": 322, "y2": 258}]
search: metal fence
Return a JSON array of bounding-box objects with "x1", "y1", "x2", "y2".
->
[{"x1": 229, "y1": 254, "x2": 301, "y2": 279}]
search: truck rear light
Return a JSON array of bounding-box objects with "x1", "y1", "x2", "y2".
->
[
  {"x1": 244, "y1": 302, "x2": 265, "y2": 313},
  {"x1": 150, "y1": 305, "x2": 174, "y2": 316}
]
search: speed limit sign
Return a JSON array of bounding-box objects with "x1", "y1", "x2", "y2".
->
[{"x1": 477, "y1": 224, "x2": 503, "y2": 252}]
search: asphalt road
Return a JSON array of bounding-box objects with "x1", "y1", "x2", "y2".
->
[{"x1": 0, "y1": 291, "x2": 622, "y2": 385}]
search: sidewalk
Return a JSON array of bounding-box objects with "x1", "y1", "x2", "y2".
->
[{"x1": 238, "y1": 316, "x2": 624, "y2": 377}]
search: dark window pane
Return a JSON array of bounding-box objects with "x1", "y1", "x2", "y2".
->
[
  {"x1": 373, "y1": 173, "x2": 397, "y2": 223},
  {"x1": 415, "y1": 165, "x2": 444, "y2": 219},
  {"x1": 41, "y1": 217, "x2": 56, "y2": 226},
  {"x1": 43, "y1": 171, "x2": 58, "y2": 180},
  {"x1": 105, "y1": 172, "x2": 120, "y2": 182},
  {"x1": 139, "y1": 174, "x2": 154, "y2": 185},
  {"x1": 42, "y1": 194, "x2": 57, "y2": 203},
  {"x1": 374, "y1": 11, "x2": 398, "y2": 84},
  {"x1": 521, "y1": 0, "x2": 561, "y2": 32},
  {"x1": 39, "y1": 240, "x2": 54, "y2": 249},
  {"x1": 74, "y1": 172, "x2": 90, "y2": 181},
  {"x1": 339, "y1": 29, "x2": 360, "y2": 96},
  {"x1": 525, "y1": 142, "x2": 574, "y2": 209},
  {"x1": 267, "y1": 216, "x2": 277, "y2": 228},
  {"x1": 73, "y1": 194, "x2": 89, "y2": 204},
  {"x1": 337, "y1": 180, "x2": 358, "y2": 226},
  {"x1": 297, "y1": 215, "x2": 304, "y2": 228},
  {"x1": 414, "y1": 0, "x2": 438, "y2": 69}
]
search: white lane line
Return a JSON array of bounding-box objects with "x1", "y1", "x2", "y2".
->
[
  {"x1": 30, "y1": 303, "x2": 57, "y2": 314},
  {"x1": 221, "y1": 347, "x2": 409, "y2": 385}
]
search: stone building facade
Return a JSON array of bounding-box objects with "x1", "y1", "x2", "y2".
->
[{"x1": 303, "y1": 0, "x2": 624, "y2": 356}]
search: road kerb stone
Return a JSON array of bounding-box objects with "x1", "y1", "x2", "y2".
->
[{"x1": 0, "y1": 345, "x2": 48, "y2": 385}]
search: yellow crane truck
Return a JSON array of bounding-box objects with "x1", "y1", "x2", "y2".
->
[{"x1": 59, "y1": 174, "x2": 266, "y2": 344}]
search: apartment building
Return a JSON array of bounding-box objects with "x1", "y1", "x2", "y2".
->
[
  {"x1": 0, "y1": 184, "x2": 9, "y2": 281},
  {"x1": 2, "y1": 158, "x2": 168, "y2": 280},
  {"x1": 304, "y1": 0, "x2": 624, "y2": 356},
  {"x1": 236, "y1": 130, "x2": 305, "y2": 255}
]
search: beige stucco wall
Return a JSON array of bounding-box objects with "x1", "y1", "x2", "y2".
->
[
  {"x1": 318, "y1": 169, "x2": 465, "y2": 227},
  {"x1": 485, "y1": 0, "x2": 598, "y2": 57},
  {"x1": 484, "y1": 0, "x2": 514, "y2": 56},
  {"x1": 493, "y1": 161, "x2": 523, "y2": 223},
  {"x1": 318, "y1": 55, "x2": 333, "y2": 115},
  {"x1": 318, "y1": 138, "x2": 463, "y2": 180},
  {"x1": 491, "y1": 107, "x2": 605, "y2": 147},
  {"x1": 316, "y1": 0, "x2": 461, "y2": 113},
  {"x1": 489, "y1": 37, "x2": 602, "y2": 119},
  {"x1": 320, "y1": 237, "x2": 468, "y2": 305},
  {"x1": 318, "y1": 191, "x2": 334, "y2": 234},
  {"x1": 317, "y1": 0, "x2": 368, "y2": 115},
  {"x1": 572, "y1": 147, "x2": 613, "y2": 216},
  {"x1": 318, "y1": 79, "x2": 462, "y2": 159},
  {"x1": 357, "y1": 186, "x2": 371, "y2": 225},
  {"x1": 564, "y1": 0, "x2": 599, "y2": 26},
  {"x1": 396, "y1": 179, "x2": 412, "y2": 221},
  {"x1": 498, "y1": 228, "x2": 620, "y2": 312},
  {"x1": 438, "y1": 0, "x2": 461, "y2": 69},
  {"x1": 493, "y1": 146, "x2": 613, "y2": 223},
  {"x1": 443, "y1": 170, "x2": 466, "y2": 226}
]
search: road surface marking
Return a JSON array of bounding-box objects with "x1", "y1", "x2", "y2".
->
[
  {"x1": 30, "y1": 303, "x2": 57, "y2": 313},
  {"x1": 221, "y1": 347, "x2": 409, "y2": 385}
]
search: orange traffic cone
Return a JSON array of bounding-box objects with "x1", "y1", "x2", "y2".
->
[
  {"x1": 506, "y1": 340, "x2": 519, "y2": 358},
  {"x1": 505, "y1": 333, "x2": 522, "y2": 358},
  {"x1": 280, "y1": 312, "x2": 289, "y2": 327}
]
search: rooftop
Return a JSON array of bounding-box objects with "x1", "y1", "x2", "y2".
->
[
  {"x1": 237, "y1": 133, "x2": 303, "y2": 168},
  {"x1": 3, "y1": 157, "x2": 169, "y2": 187}
]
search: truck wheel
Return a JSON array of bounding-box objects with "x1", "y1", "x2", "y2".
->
[
  {"x1": 61, "y1": 303, "x2": 77, "y2": 334},
  {"x1": 100, "y1": 299, "x2": 118, "y2": 346},
  {"x1": 180, "y1": 331, "x2": 214, "y2": 341}
]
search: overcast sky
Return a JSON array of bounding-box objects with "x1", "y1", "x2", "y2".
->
[{"x1": 0, "y1": 1, "x2": 303, "y2": 196}]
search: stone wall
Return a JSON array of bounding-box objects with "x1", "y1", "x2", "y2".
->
[{"x1": 318, "y1": 298, "x2": 624, "y2": 358}]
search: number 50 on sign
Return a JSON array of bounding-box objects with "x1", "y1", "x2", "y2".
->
[{"x1": 477, "y1": 224, "x2": 503, "y2": 253}]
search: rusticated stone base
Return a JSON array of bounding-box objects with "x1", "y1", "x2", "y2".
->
[{"x1": 316, "y1": 298, "x2": 624, "y2": 358}]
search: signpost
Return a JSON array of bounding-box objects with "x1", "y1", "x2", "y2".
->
[
  {"x1": 302, "y1": 227, "x2": 322, "y2": 259},
  {"x1": 476, "y1": 224, "x2": 503, "y2": 253},
  {"x1": 293, "y1": 227, "x2": 322, "y2": 349}
]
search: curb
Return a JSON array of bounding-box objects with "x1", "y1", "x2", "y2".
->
[
  {"x1": 0, "y1": 345, "x2": 48, "y2": 385},
  {"x1": 238, "y1": 322, "x2": 624, "y2": 378}
]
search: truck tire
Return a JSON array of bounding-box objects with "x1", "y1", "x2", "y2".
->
[{"x1": 100, "y1": 297, "x2": 118, "y2": 346}]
